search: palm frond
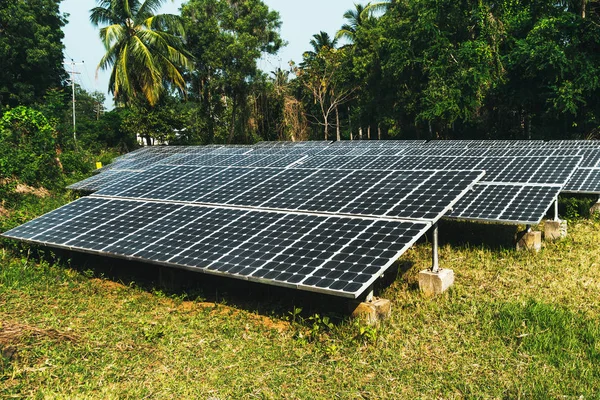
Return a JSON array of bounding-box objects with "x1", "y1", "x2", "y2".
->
[
  {"x1": 99, "y1": 24, "x2": 126, "y2": 50},
  {"x1": 137, "y1": 0, "x2": 169, "y2": 21},
  {"x1": 92, "y1": 0, "x2": 190, "y2": 106},
  {"x1": 363, "y1": 0, "x2": 391, "y2": 17},
  {"x1": 144, "y1": 14, "x2": 186, "y2": 37},
  {"x1": 90, "y1": 6, "x2": 115, "y2": 26},
  {"x1": 335, "y1": 27, "x2": 355, "y2": 42}
]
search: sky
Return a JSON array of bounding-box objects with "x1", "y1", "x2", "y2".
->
[{"x1": 59, "y1": 0, "x2": 356, "y2": 109}]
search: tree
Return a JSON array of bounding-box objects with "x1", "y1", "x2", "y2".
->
[
  {"x1": 272, "y1": 68, "x2": 309, "y2": 141},
  {"x1": 296, "y1": 47, "x2": 357, "y2": 141},
  {"x1": 121, "y1": 97, "x2": 184, "y2": 144},
  {"x1": 181, "y1": 0, "x2": 283, "y2": 143},
  {"x1": 336, "y1": 3, "x2": 377, "y2": 44},
  {"x1": 0, "y1": 0, "x2": 67, "y2": 108},
  {"x1": 303, "y1": 31, "x2": 338, "y2": 62},
  {"x1": 90, "y1": 0, "x2": 192, "y2": 106}
]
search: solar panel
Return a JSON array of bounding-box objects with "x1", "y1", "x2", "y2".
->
[
  {"x1": 3, "y1": 197, "x2": 433, "y2": 298},
  {"x1": 92, "y1": 165, "x2": 484, "y2": 219},
  {"x1": 447, "y1": 184, "x2": 561, "y2": 225},
  {"x1": 562, "y1": 168, "x2": 600, "y2": 193}
]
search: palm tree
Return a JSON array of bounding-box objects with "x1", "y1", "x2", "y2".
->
[
  {"x1": 336, "y1": 1, "x2": 390, "y2": 43},
  {"x1": 303, "y1": 31, "x2": 338, "y2": 61},
  {"x1": 90, "y1": 0, "x2": 192, "y2": 106}
]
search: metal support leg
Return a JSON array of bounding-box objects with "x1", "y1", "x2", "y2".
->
[
  {"x1": 431, "y1": 223, "x2": 439, "y2": 273},
  {"x1": 554, "y1": 199, "x2": 559, "y2": 222},
  {"x1": 526, "y1": 224, "x2": 532, "y2": 233}
]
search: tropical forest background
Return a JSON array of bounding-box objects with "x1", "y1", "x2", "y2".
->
[{"x1": 1, "y1": 0, "x2": 600, "y2": 189}]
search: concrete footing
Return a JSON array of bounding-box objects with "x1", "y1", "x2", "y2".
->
[
  {"x1": 350, "y1": 298, "x2": 392, "y2": 325},
  {"x1": 418, "y1": 268, "x2": 455, "y2": 296},
  {"x1": 544, "y1": 220, "x2": 567, "y2": 241},
  {"x1": 590, "y1": 201, "x2": 600, "y2": 215},
  {"x1": 516, "y1": 230, "x2": 542, "y2": 252}
]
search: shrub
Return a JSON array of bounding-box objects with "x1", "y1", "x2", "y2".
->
[{"x1": 0, "y1": 106, "x2": 63, "y2": 189}]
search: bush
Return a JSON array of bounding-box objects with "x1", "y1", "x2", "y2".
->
[
  {"x1": 559, "y1": 195, "x2": 597, "y2": 219},
  {"x1": 60, "y1": 149, "x2": 94, "y2": 176},
  {"x1": 0, "y1": 106, "x2": 63, "y2": 189}
]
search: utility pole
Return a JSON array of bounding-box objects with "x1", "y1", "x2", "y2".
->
[{"x1": 64, "y1": 59, "x2": 84, "y2": 144}]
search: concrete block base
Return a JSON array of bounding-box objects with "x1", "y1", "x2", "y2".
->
[
  {"x1": 544, "y1": 220, "x2": 567, "y2": 241},
  {"x1": 590, "y1": 201, "x2": 600, "y2": 215},
  {"x1": 418, "y1": 269, "x2": 454, "y2": 296},
  {"x1": 350, "y1": 298, "x2": 392, "y2": 325},
  {"x1": 516, "y1": 230, "x2": 542, "y2": 252}
]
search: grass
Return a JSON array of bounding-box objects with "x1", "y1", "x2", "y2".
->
[{"x1": 1, "y1": 189, "x2": 600, "y2": 398}]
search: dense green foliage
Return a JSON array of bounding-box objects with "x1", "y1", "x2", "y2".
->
[
  {"x1": 107, "y1": 0, "x2": 599, "y2": 144},
  {"x1": 0, "y1": 107, "x2": 62, "y2": 189},
  {"x1": 3, "y1": 0, "x2": 600, "y2": 150},
  {"x1": 321, "y1": 0, "x2": 600, "y2": 140},
  {"x1": 0, "y1": 0, "x2": 67, "y2": 108},
  {"x1": 181, "y1": 0, "x2": 283, "y2": 143}
]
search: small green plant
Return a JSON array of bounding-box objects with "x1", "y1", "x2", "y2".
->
[
  {"x1": 353, "y1": 320, "x2": 378, "y2": 345},
  {"x1": 287, "y1": 306, "x2": 303, "y2": 324},
  {"x1": 324, "y1": 343, "x2": 339, "y2": 357},
  {"x1": 307, "y1": 314, "x2": 334, "y2": 341}
]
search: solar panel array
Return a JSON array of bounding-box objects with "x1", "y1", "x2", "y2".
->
[
  {"x1": 7, "y1": 139, "x2": 599, "y2": 299},
  {"x1": 8, "y1": 144, "x2": 486, "y2": 298},
  {"x1": 70, "y1": 140, "x2": 594, "y2": 224}
]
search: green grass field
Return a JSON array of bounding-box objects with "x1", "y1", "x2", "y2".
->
[{"x1": 1, "y1": 190, "x2": 600, "y2": 398}]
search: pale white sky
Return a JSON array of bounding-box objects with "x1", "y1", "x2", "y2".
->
[{"x1": 60, "y1": 0, "x2": 356, "y2": 109}]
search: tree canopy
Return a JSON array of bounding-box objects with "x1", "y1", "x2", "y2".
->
[{"x1": 0, "y1": 0, "x2": 67, "y2": 108}]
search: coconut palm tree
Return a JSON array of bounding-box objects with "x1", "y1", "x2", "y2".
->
[
  {"x1": 302, "y1": 31, "x2": 338, "y2": 61},
  {"x1": 90, "y1": 0, "x2": 192, "y2": 106},
  {"x1": 336, "y1": 1, "x2": 390, "y2": 43}
]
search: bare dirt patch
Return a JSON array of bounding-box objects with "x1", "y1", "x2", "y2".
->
[
  {"x1": 0, "y1": 203, "x2": 10, "y2": 218},
  {"x1": 14, "y1": 183, "x2": 50, "y2": 197}
]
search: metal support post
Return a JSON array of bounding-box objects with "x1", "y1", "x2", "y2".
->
[
  {"x1": 526, "y1": 224, "x2": 532, "y2": 233},
  {"x1": 431, "y1": 223, "x2": 439, "y2": 273},
  {"x1": 554, "y1": 199, "x2": 559, "y2": 222}
]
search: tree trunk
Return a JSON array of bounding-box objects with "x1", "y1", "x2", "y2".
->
[
  {"x1": 228, "y1": 96, "x2": 236, "y2": 144},
  {"x1": 428, "y1": 120, "x2": 433, "y2": 138},
  {"x1": 582, "y1": 0, "x2": 586, "y2": 18},
  {"x1": 367, "y1": 125, "x2": 371, "y2": 140},
  {"x1": 324, "y1": 121, "x2": 328, "y2": 141},
  {"x1": 359, "y1": 127, "x2": 363, "y2": 140},
  {"x1": 348, "y1": 106, "x2": 352, "y2": 140},
  {"x1": 145, "y1": 135, "x2": 152, "y2": 146},
  {"x1": 378, "y1": 124, "x2": 381, "y2": 140},
  {"x1": 335, "y1": 106, "x2": 341, "y2": 141}
]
